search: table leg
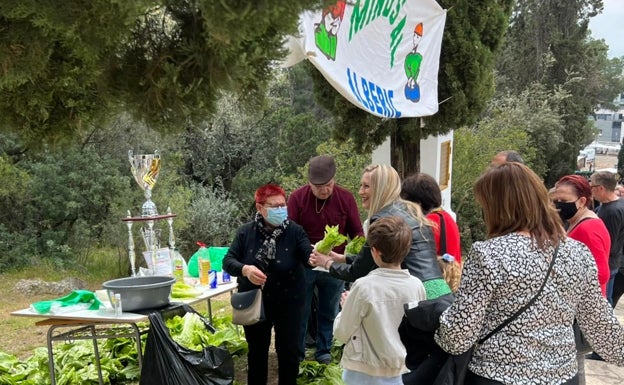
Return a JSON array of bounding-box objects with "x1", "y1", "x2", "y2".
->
[
  {"x1": 130, "y1": 322, "x2": 143, "y2": 367},
  {"x1": 206, "y1": 298, "x2": 213, "y2": 324},
  {"x1": 46, "y1": 326, "x2": 57, "y2": 385},
  {"x1": 90, "y1": 325, "x2": 105, "y2": 385}
]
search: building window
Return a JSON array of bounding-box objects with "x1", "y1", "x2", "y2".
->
[
  {"x1": 613, "y1": 121, "x2": 622, "y2": 129},
  {"x1": 439, "y1": 141, "x2": 451, "y2": 190}
]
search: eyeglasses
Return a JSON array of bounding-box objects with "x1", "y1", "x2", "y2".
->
[
  {"x1": 263, "y1": 203, "x2": 286, "y2": 209},
  {"x1": 590, "y1": 184, "x2": 602, "y2": 189}
]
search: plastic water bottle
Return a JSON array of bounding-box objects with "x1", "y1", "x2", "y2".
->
[{"x1": 171, "y1": 249, "x2": 184, "y2": 281}]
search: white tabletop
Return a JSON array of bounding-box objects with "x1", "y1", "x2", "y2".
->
[
  {"x1": 11, "y1": 307, "x2": 149, "y2": 323},
  {"x1": 11, "y1": 281, "x2": 238, "y2": 323}
]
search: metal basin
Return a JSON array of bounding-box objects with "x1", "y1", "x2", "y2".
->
[{"x1": 102, "y1": 276, "x2": 175, "y2": 312}]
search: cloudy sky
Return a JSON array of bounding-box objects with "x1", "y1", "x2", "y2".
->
[{"x1": 588, "y1": 0, "x2": 624, "y2": 58}]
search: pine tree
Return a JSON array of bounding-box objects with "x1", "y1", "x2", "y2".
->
[{"x1": 0, "y1": 0, "x2": 323, "y2": 146}]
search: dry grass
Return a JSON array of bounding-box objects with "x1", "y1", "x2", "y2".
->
[{"x1": 0, "y1": 264, "x2": 104, "y2": 358}]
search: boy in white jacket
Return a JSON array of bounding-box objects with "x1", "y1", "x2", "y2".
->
[{"x1": 334, "y1": 216, "x2": 426, "y2": 385}]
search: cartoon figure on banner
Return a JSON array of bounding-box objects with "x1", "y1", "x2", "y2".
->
[
  {"x1": 314, "y1": 0, "x2": 346, "y2": 60},
  {"x1": 404, "y1": 23, "x2": 423, "y2": 102}
]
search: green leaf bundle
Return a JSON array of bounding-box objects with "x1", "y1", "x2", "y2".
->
[
  {"x1": 345, "y1": 236, "x2": 366, "y2": 255},
  {"x1": 315, "y1": 225, "x2": 347, "y2": 254}
]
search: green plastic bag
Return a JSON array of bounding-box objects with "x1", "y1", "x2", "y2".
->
[
  {"x1": 208, "y1": 247, "x2": 228, "y2": 272},
  {"x1": 31, "y1": 290, "x2": 103, "y2": 314},
  {"x1": 187, "y1": 241, "x2": 210, "y2": 278}
]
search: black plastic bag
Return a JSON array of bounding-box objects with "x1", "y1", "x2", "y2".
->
[{"x1": 139, "y1": 304, "x2": 234, "y2": 385}]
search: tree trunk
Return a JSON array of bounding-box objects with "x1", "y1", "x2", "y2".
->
[{"x1": 391, "y1": 118, "x2": 420, "y2": 179}]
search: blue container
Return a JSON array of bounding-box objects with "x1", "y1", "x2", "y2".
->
[{"x1": 209, "y1": 270, "x2": 218, "y2": 289}]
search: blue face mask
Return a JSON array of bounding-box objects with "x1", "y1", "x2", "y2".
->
[{"x1": 266, "y1": 206, "x2": 288, "y2": 226}]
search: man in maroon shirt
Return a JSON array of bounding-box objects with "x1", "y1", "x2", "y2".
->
[{"x1": 288, "y1": 155, "x2": 364, "y2": 364}]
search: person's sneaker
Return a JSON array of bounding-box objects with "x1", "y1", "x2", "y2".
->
[{"x1": 316, "y1": 354, "x2": 332, "y2": 364}]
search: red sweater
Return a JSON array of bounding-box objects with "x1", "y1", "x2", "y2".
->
[
  {"x1": 287, "y1": 184, "x2": 364, "y2": 253},
  {"x1": 568, "y1": 218, "x2": 610, "y2": 297},
  {"x1": 426, "y1": 210, "x2": 462, "y2": 263}
]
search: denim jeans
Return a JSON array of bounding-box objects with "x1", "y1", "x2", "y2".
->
[{"x1": 299, "y1": 268, "x2": 344, "y2": 361}]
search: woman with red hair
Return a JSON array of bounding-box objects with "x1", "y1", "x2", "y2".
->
[
  {"x1": 552, "y1": 175, "x2": 610, "y2": 295},
  {"x1": 223, "y1": 183, "x2": 313, "y2": 385}
]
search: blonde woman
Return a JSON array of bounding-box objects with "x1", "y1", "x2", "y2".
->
[
  {"x1": 310, "y1": 164, "x2": 450, "y2": 298},
  {"x1": 310, "y1": 164, "x2": 452, "y2": 382}
]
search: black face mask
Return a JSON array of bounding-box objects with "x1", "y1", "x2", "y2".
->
[{"x1": 555, "y1": 200, "x2": 578, "y2": 221}]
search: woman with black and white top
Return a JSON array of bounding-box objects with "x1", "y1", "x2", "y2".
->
[{"x1": 435, "y1": 163, "x2": 624, "y2": 385}]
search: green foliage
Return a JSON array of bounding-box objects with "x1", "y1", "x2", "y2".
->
[
  {"x1": 23, "y1": 149, "x2": 131, "y2": 262},
  {"x1": 496, "y1": 0, "x2": 621, "y2": 185},
  {"x1": 180, "y1": 185, "x2": 244, "y2": 249},
  {"x1": 0, "y1": 0, "x2": 152, "y2": 146},
  {"x1": 452, "y1": 96, "x2": 538, "y2": 251},
  {"x1": 165, "y1": 312, "x2": 248, "y2": 356},
  {"x1": 1, "y1": 0, "x2": 324, "y2": 147},
  {"x1": 423, "y1": 0, "x2": 514, "y2": 133},
  {"x1": 344, "y1": 236, "x2": 365, "y2": 255},
  {"x1": 297, "y1": 361, "x2": 344, "y2": 385},
  {"x1": 315, "y1": 225, "x2": 348, "y2": 254},
  {"x1": 0, "y1": 313, "x2": 248, "y2": 384}
]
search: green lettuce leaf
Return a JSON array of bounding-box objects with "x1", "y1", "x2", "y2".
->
[
  {"x1": 315, "y1": 225, "x2": 348, "y2": 254},
  {"x1": 345, "y1": 236, "x2": 366, "y2": 255}
]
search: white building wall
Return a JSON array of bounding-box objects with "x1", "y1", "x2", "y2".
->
[{"x1": 371, "y1": 132, "x2": 456, "y2": 219}]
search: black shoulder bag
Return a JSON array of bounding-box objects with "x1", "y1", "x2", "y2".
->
[{"x1": 433, "y1": 244, "x2": 559, "y2": 385}]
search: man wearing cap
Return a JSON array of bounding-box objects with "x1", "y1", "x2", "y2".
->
[{"x1": 287, "y1": 155, "x2": 364, "y2": 364}]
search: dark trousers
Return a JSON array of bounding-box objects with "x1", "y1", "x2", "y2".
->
[
  {"x1": 244, "y1": 296, "x2": 303, "y2": 385},
  {"x1": 466, "y1": 371, "x2": 579, "y2": 385},
  {"x1": 611, "y1": 270, "x2": 624, "y2": 307}
]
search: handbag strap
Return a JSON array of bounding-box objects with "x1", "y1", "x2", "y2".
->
[
  {"x1": 435, "y1": 211, "x2": 447, "y2": 255},
  {"x1": 478, "y1": 243, "x2": 560, "y2": 345}
]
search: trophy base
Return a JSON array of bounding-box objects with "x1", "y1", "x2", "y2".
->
[{"x1": 141, "y1": 200, "x2": 158, "y2": 217}]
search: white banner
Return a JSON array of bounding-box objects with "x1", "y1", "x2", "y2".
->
[{"x1": 285, "y1": 0, "x2": 446, "y2": 118}]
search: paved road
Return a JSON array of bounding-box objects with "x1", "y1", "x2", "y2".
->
[{"x1": 585, "y1": 300, "x2": 624, "y2": 385}]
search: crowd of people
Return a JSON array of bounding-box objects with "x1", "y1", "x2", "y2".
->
[{"x1": 222, "y1": 151, "x2": 624, "y2": 385}]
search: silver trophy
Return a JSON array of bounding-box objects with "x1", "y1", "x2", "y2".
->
[{"x1": 128, "y1": 150, "x2": 161, "y2": 217}]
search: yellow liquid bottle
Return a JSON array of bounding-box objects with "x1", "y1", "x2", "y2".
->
[{"x1": 199, "y1": 257, "x2": 211, "y2": 286}]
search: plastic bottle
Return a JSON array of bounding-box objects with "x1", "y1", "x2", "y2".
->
[
  {"x1": 199, "y1": 254, "x2": 211, "y2": 286},
  {"x1": 171, "y1": 249, "x2": 184, "y2": 281},
  {"x1": 209, "y1": 269, "x2": 217, "y2": 289},
  {"x1": 112, "y1": 293, "x2": 122, "y2": 316}
]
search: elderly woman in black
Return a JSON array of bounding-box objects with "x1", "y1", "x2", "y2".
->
[{"x1": 223, "y1": 184, "x2": 313, "y2": 385}]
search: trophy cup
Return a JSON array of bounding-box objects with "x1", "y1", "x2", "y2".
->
[
  {"x1": 128, "y1": 150, "x2": 161, "y2": 217},
  {"x1": 124, "y1": 150, "x2": 175, "y2": 276}
]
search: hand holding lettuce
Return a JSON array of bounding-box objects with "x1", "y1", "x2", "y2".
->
[{"x1": 315, "y1": 225, "x2": 348, "y2": 254}]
